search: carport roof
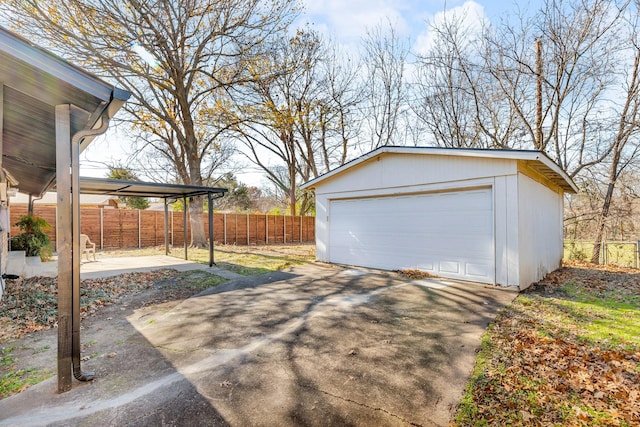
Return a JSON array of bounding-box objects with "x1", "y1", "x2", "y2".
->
[
  {"x1": 301, "y1": 146, "x2": 579, "y2": 193},
  {"x1": 77, "y1": 177, "x2": 228, "y2": 199}
]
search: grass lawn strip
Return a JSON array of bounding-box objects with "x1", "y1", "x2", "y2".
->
[
  {"x1": 0, "y1": 346, "x2": 52, "y2": 397},
  {"x1": 454, "y1": 262, "x2": 640, "y2": 426},
  {"x1": 172, "y1": 244, "x2": 316, "y2": 275}
]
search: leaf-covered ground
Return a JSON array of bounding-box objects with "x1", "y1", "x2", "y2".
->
[
  {"x1": 0, "y1": 269, "x2": 228, "y2": 398},
  {"x1": 454, "y1": 261, "x2": 640, "y2": 426},
  {"x1": 0, "y1": 270, "x2": 183, "y2": 342}
]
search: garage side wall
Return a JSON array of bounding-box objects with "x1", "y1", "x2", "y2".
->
[{"x1": 517, "y1": 173, "x2": 564, "y2": 288}]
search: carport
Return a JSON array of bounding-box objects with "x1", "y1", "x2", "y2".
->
[
  {"x1": 0, "y1": 26, "x2": 226, "y2": 393},
  {"x1": 78, "y1": 176, "x2": 227, "y2": 266}
]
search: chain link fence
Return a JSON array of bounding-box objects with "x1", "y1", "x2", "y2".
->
[{"x1": 564, "y1": 240, "x2": 640, "y2": 268}]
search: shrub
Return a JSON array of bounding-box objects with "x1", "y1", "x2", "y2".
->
[{"x1": 10, "y1": 215, "x2": 51, "y2": 260}]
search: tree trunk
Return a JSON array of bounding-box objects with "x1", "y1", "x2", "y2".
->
[
  {"x1": 288, "y1": 174, "x2": 297, "y2": 217},
  {"x1": 188, "y1": 196, "x2": 208, "y2": 248},
  {"x1": 590, "y1": 183, "x2": 615, "y2": 264}
]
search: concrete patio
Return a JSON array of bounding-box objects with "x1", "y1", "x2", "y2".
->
[{"x1": 5, "y1": 252, "x2": 242, "y2": 280}]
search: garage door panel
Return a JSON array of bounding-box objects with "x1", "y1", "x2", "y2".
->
[
  {"x1": 439, "y1": 261, "x2": 460, "y2": 274},
  {"x1": 466, "y1": 262, "x2": 491, "y2": 277},
  {"x1": 329, "y1": 189, "x2": 494, "y2": 283}
]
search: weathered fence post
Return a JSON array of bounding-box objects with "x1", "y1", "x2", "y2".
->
[
  {"x1": 99, "y1": 207, "x2": 103, "y2": 249},
  {"x1": 138, "y1": 209, "x2": 141, "y2": 249}
]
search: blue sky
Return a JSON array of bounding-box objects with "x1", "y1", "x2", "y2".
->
[{"x1": 299, "y1": 0, "x2": 539, "y2": 52}]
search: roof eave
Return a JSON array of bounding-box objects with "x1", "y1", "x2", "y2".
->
[
  {"x1": 0, "y1": 27, "x2": 116, "y2": 102},
  {"x1": 301, "y1": 146, "x2": 578, "y2": 193}
]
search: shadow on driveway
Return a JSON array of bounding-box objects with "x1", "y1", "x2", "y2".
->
[{"x1": 0, "y1": 263, "x2": 515, "y2": 426}]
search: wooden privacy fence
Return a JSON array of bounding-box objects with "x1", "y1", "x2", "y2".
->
[{"x1": 10, "y1": 206, "x2": 315, "y2": 250}]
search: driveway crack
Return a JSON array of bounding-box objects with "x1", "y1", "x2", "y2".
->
[{"x1": 307, "y1": 385, "x2": 425, "y2": 427}]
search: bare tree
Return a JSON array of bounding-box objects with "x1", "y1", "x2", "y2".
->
[
  {"x1": 414, "y1": 11, "x2": 487, "y2": 148},
  {"x1": 231, "y1": 29, "x2": 323, "y2": 216},
  {"x1": 362, "y1": 21, "x2": 410, "y2": 149},
  {"x1": 3, "y1": 0, "x2": 298, "y2": 247},
  {"x1": 232, "y1": 29, "x2": 364, "y2": 215},
  {"x1": 590, "y1": 11, "x2": 640, "y2": 262},
  {"x1": 304, "y1": 42, "x2": 364, "y2": 175}
]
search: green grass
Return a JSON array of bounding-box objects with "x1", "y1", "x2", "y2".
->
[
  {"x1": 178, "y1": 247, "x2": 314, "y2": 275},
  {"x1": 172, "y1": 270, "x2": 228, "y2": 289},
  {"x1": 0, "y1": 347, "x2": 51, "y2": 399},
  {"x1": 105, "y1": 245, "x2": 316, "y2": 276},
  {"x1": 455, "y1": 333, "x2": 496, "y2": 425},
  {"x1": 556, "y1": 281, "x2": 640, "y2": 349},
  {"x1": 31, "y1": 345, "x2": 50, "y2": 354}
]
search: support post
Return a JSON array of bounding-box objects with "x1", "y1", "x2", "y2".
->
[
  {"x1": 208, "y1": 193, "x2": 214, "y2": 267},
  {"x1": 164, "y1": 199, "x2": 169, "y2": 255},
  {"x1": 70, "y1": 119, "x2": 92, "y2": 384},
  {"x1": 55, "y1": 105, "x2": 73, "y2": 393},
  {"x1": 183, "y1": 196, "x2": 188, "y2": 260},
  {"x1": 138, "y1": 209, "x2": 141, "y2": 249},
  {"x1": 99, "y1": 207, "x2": 103, "y2": 249}
]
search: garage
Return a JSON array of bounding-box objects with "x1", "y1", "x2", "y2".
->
[{"x1": 302, "y1": 146, "x2": 578, "y2": 289}]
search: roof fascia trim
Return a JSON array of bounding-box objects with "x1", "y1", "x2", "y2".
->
[
  {"x1": 0, "y1": 27, "x2": 115, "y2": 102},
  {"x1": 301, "y1": 146, "x2": 578, "y2": 193}
]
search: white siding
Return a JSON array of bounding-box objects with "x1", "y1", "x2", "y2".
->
[
  {"x1": 517, "y1": 173, "x2": 564, "y2": 288},
  {"x1": 493, "y1": 175, "x2": 520, "y2": 287},
  {"x1": 314, "y1": 154, "x2": 516, "y2": 196}
]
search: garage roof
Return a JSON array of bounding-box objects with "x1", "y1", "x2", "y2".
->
[
  {"x1": 0, "y1": 26, "x2": 130, "y2": 197},
  {"x1": 302, "y1": 146, "x2": 578, "y2": 193},
  {"x1": 77, "y1": 177, "x2": 228, "y2": 199}
]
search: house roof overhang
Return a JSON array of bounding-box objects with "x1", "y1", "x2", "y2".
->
[
  {"x1": 0, "y1": 26, "x2": 131, "y2": 197},
  {"x1": 301, "y1": 146, "x2": 579, "y2": 194}
]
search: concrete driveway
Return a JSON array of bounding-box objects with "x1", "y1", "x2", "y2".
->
[{"x1": 0, "y1": 263, "x2": 516, "y2": 427}]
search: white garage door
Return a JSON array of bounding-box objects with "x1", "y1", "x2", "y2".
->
[{"x1": 328, "y1": 188, "x2": 494, "y2": 283}]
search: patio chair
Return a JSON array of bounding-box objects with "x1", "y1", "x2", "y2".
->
[{"x1": 80, "y1": 234, "x2": 96, "y2": 261}]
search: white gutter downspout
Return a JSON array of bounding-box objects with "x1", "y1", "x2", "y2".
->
[{"x1": 61, "y1": 112, "x2": 110, "y2": 386}]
